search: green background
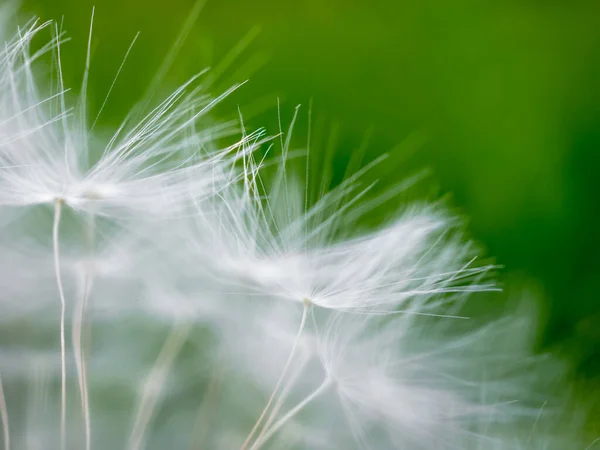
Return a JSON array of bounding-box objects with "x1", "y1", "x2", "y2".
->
[{"x1": 18, "y1": 0, "x2": 600, "y2": 379}]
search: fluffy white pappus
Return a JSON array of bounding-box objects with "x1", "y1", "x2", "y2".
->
[
  {"x1": 0, "y1": 19, "x2": 262, "y2": 220},
  {"x1": 176, "y1": 143, "x2": 493, "y2": 316},
  {"x1": 301, "y1": 210, "x2": 493, "y2": 313},
  {"x1": 237, "y1": 299, "x2": 576, "y2": 450},
  {"x1": 313, "y1": 312, "x2": 517, "y2": 449}
]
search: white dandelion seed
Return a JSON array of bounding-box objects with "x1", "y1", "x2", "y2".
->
[
  {"x1": 0, "y1": 15, "x2": 260, "y2": 450},
  {"x1": 0, "y1": 22, "x2": 254, "y2": 217},
  {"x1": 163, "y1": 108, "x2": 498, "y2": 449}
]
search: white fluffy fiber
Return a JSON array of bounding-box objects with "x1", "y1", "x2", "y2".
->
[{"x1": 0, "y1": 12, "x2": 595, "y2": 450}]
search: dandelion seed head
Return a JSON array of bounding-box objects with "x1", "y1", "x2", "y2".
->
[{"x1": 0, "y1": 10, "x2": 593, "y2": 450}]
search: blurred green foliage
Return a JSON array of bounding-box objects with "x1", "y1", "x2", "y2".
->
[{"x1": 19, "y1": 0, "x2": 600, "y2": 376}]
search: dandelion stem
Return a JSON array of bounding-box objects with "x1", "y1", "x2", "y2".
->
[
  {"x1": 250, "y1": 378, "x2": 331, "y2": 450},
  {"x1": 73, "y1": 267, "x2": 93, "y2": 450},
  {"x1": 53, "y1": 198, "x2": 67, "y2": 450},
  {"x1": 72, "y1": 212, "x2": 96, "y2": 450},
  {"x1": 241, "y1": 301, "x2": 310, "y2": 450},
  {"x1": 127, "y1": 323, "x2": 190, "y2": 450},
  {"x1": 585, "y1": 437, "x2": 600, "y2": 450},
  {"x1": 0, "y1": 374, "x2": 9, "y2": 450},
  {"x1": 257, "y1": 351, "x2": 309, "y2": 441},
  {"x1": 188, "y1": 360, "x2": 225, "y2": 449}
]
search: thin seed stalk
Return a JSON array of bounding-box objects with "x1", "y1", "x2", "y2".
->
[
  {"x1": 241, "y1": 300, "x2": 311, "y2": 450},
  {"x1": 52, "y1": 198, "x2": 67, "y2": 450}
]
